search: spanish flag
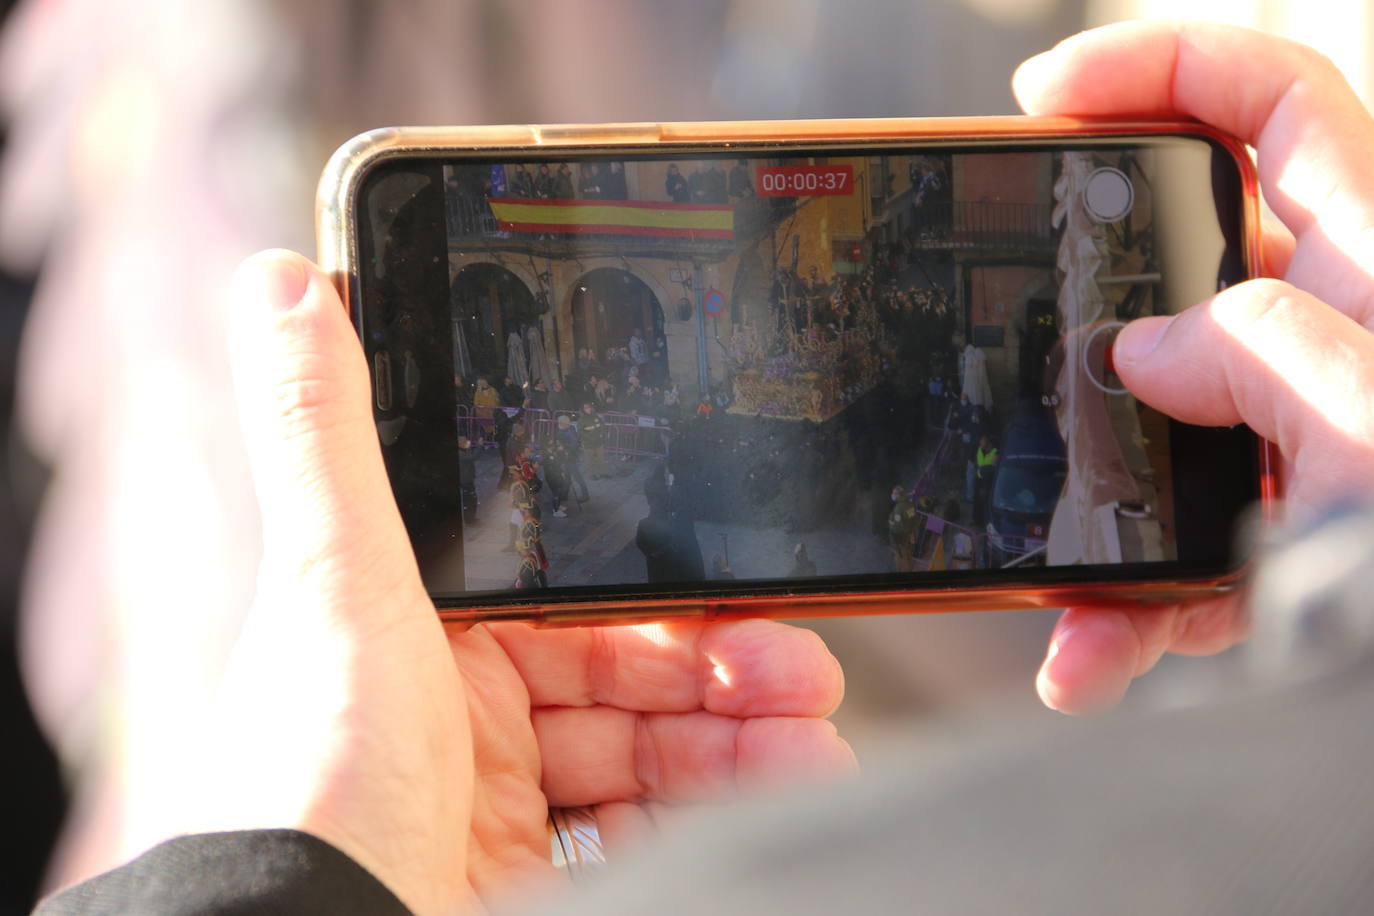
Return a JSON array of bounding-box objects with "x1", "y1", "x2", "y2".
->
[{"x1": 487, "y1": 198, "x2": 733, "y2": 240}]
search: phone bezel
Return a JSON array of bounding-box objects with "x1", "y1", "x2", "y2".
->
[{"x1": 318, "y1": 116, "x2": 1275, "y2": 625}]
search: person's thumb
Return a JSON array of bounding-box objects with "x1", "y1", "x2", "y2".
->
[
  {"x1": 228, "y1": 249, "x2": 424, "y2": 619},
  {"x1": 1112, "y1": 277, "x2": 1374, "y2": 508}
]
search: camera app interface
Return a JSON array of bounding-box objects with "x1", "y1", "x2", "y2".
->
[{"x1": 434, "y1": 142, "x2": 1237, "y2": 594}]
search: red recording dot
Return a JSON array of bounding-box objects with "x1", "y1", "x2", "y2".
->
[{"x1": 1103, "y1": 337, "x2": 1117, "y2": 376}]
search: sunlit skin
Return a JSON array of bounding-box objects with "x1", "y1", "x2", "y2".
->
[
  {"x1": 211, "y1": 251, "x2": 853, "y2": 915},
  {"x1": 1015, "y1": 22, "x2": 1374, "y2": 715},
  {"x1": 183, "y1": 21, "x2": 1374, "y2": 915}
]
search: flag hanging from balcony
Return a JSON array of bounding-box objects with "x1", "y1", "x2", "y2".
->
[{"x1": 487, "y1": 198, "x2": 733, "y2": 240}]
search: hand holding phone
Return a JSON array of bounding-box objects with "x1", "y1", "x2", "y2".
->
[
  {"x1": 1015, "y1": 22, "x2": 1374, "y2": 712},
  {"x1": 218, "y1": 249, "x2": 852, "y2": 911}
]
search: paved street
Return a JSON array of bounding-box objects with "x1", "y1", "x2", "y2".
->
[{"x1": 459, "y1": 441, "x2": 914, "y2": 593}]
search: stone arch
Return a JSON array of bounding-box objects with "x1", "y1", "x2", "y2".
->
[
  {"x1": 448, "y1": 253, "x2": 542, "y2": 296},
  {"x1": 566, "y1": 264, "x2": 670, "y2": 385},
  {"x1": 449, "y1": 261, "x2": 541, "y2": 383},
  {"x1": 559, "y1": 258, "x2": 674, "y2": 334}
]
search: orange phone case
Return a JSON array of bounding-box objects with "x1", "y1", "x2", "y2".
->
[{"x1": 318, "y1": 116, "x2": 1274, "y2": 626}]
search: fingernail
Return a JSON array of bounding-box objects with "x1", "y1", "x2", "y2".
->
[
  {"x1": 246, "y1": 250, "x2": 309, "y2": 312},
  {"x1": 1113, "y1": 316, "x2": 1172, "y2": 371},
  {"x1": 1035, "y1": 625, "x2": 1074, "y2": 710}
]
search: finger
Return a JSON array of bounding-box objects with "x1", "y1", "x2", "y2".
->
[
  {"x1": 595, "y1": 801, "x2": 661, "y2": 857},
  {"x1": 483, "y1": 618, "x2": 845, "y2": 717},
  {"x1": 1013, "y1": 21, "x2": 1374, "y2": 327},
  {"x1": 1261, "y1": 219, "x2": 1296, "y2": 279},
  {"x1": 228, "y1": 250, "x2": 425, "y2": 619},
  {"x1": 536, "y1": 707, "x2": 857, "y2": 806},
  {"x1": 1036, "y1": 597, "x2": 1248, "y2": 715},
  {"x1": 1113, "y1": 278, "x2": 1374, "y2": 508}
]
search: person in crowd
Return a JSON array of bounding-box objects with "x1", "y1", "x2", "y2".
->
[
  {"x1": 575, "y1": 346, "x2": 598, "y2": 380},
  {"x1": 516, "y1": 441, "x2": 541, "y2": 494},
  {"x1": 472, "y1": 376, "x2": 499, "y2": 417},
  {"x1": 555, "y1": 413, "x2": 590, "y2": 502},
  {"x1": 693, "y1": 160, "x2": 727, "y2": 203},
  {"x1": 509, "y1": 163, "x2": 535, "y2": 198},
  {"x1": 457, "y1": 435, "x2": 479, "y2": 524},
  {"x1": 605, "y1": 345, "x2": 629, "y2": 387},
  {"x1": 495, "y1": 416, "x2": 523, "y2": 492},
  {"x1": 650, "y1": 330, "x2": 668, "y2": 386},
  {"x1": 728, "y1": 159, "x2": 754, "y2": 199},
  {"x1": 553, "y1": 163, "x2": 576, "y2": 199},
  {"x1": 504, "y1": 442, "x2": 543, "y2": 544},
  {"x1": 579, "y1": 402, "x2": 610, "y2": 479},
  {"x1": 505, "y1": 460, "x2": 533, "y2": 552},
  {"x1": 805, "y1": 265, "x2": 830, "y2": 311},
  {"x1": 706, "y1": 161, "x2": 729, "y2": 203},
  {"x1": 533, "y1": 163, "x2": 556, "y2": 198},
  {"x1": 543, "y1": 435, "x2": 572, "y2": 519},
  {"x1": 952, "y1": 393, "x2": 983, "y2": 501},
  {"x1": 887, "y1": 485, "x2": 918, "y2": 572},
  {"x1": 661, "y1": 381, "x2": 682, "y2": 421},
  {"x1": 695, "y1": 395, "x2": 713, "y2": 420},
  {"x1": 973, "y1": 433, "x2": 998, "y2": 526},
  {"x1": 454, "y1": 374, "x2": 474, "y2": 409},
  {"x1": 621, "y1": 376, "x2": 644, "y2": 414},
  {"x1": 583, "y1": 372, "x2": 605, "y2": 407},
  {"x1": 665, "y1": 162, "x2": 690, "y2": 203},
  {"x1": 634, "y1": 494, "x2": 678, "y2": 584},
  {"x1": 604, "y1": 161, "x2": 629, "y2": 199},
  {"x1": 590, "y1": 374, "x2": 616, "y2": 410},
  {"x1": 925, "y1": 372, "x2": 947, "y2": 428},
  {"x1": 514, "y1": 505, "x2": 549, "y2": 588},
  {"x1": 527, "y1": 378, "x2": 549, "y2": 411},
  {"x1": 628, "y1": 327, "x2": 649, "y2": 373},
  {"x1": 512, "y1": 538, "x2": 543, "y2": 589},
  {"x1": 548, "y1": 378, "x2": 576, "y2": 414},
  {"x1": 578, "y1": 162, "x2": 603, "y2": 199},
  {"x1": 499, "y1": 375, "x2": 524, "y2": 408},
  {"x1": 685, "y1": 165, "x2": 705, "y2": 204},
  {"x1": 454, "y1": 374, "x2": 477, "y2": 439}
]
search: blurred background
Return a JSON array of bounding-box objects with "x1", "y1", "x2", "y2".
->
[{"x1": 0, "y1": 0, "x2": 1369, "y2": 910}]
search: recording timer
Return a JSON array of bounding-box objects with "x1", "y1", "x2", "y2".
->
[{"x1": 756, "y1": 164, "x2": 854, "y2": 197}]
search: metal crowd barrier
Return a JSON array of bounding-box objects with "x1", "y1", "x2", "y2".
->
[
  {"x1": 910, "y1": 426, "x2": 954, "y2": 501},
  {"x1": 455, "y1": 405, "x2": 670, "y2": 459},
  {"x1": 906, "y1": 508, "x2": 1048, "y2": 570}
]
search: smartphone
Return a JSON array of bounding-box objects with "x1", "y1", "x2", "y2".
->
[{"x1": 317, "y1": 117, "x2": 1272, "y2": 625}]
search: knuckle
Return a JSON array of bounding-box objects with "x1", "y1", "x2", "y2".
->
[
  {"x1": 1209, "y1": 278, "x2": 1304, "y2": 336},
  {"x1": 265, "y1": 364, "x2": 354, "y2": 440},
  {"x1": 1288, "y1": 40, "x2": 1343, "y2": 84}
]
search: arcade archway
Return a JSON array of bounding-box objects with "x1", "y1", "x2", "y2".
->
[
  {"x1": 450, "y1": 263, "x2": 543, "y2": 382},
  {"x1": 570, "y1": 268, "x2": 667, "y2": 382}
]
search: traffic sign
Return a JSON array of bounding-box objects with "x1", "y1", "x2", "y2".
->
[{"x1": 702, "y1": 289, "x2": 726, "y2": 316}]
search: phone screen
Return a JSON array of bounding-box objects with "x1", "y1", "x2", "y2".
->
[{"x1": 353, "y1": 136, "x2": 1258, "y2": 608}]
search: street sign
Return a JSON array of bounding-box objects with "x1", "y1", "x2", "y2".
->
[{"x1": 702, "y1": 289, "x2": 726, "y2": 316}]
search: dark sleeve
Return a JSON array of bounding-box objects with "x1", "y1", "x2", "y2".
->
[{"x1": 36, "y1": 830, "x2": 412, "y2": 916}]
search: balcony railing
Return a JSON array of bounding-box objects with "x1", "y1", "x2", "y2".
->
[{"x1": 909, "y1": 200, "x2": 1056, "y2": 252}]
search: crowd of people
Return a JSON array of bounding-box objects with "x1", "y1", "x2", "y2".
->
[
  {"x1": 663, "y1": 159, "x2": 755, "y2": 203},
  {"x1": 451, "y1": 158, "x2": 758, "y2": 208}
]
